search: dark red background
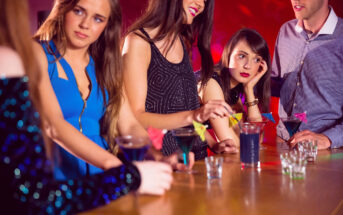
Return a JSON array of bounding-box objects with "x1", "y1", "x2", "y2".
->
[{"x1": 28, "y1": 0, "x2": 343, "y2": 143}]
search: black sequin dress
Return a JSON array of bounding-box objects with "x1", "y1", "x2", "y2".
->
[
  {"x1": 140, "y1": 29, "x2": 207, "y2": 160},
  {"x1": 0, "y1": 77, "x2": 141, "y2": 214}
]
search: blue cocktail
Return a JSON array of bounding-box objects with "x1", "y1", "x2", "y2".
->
[
  {"x1": 115, "y1": 136, "x2": 151, "y2": 161},
  {"x1": 280, "y1": 116, "x2": 302, "y2": 138},
  {"x1": 240, "y1": 122, "x2": 260, "y2": 168},
  {"x1": 172, "y1": 127, "x2": 196, "y2": 166}
]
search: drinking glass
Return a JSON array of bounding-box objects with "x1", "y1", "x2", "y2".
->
[
  {"x1": 280, "y1": 116, "x2": 302, "y2": 139},
  {"x1": 249, "y1": 117, "x2": 269, "y2": 150},
  {"x1": 289, "y1": 151, "x2": 307, "y2": 179},
  {"x1": 298, "y1": 140, "x2": 318, "y2": 162},
  {"x1": 171, "y1": 127, "x2": 197, "y2": 167},
  {"x1": 239, "y1": 122, "x2": 260, "y2": 168},
  {"x1": 115, "y1": 136, "x2": 151, "y2": 161},
  {"x1": 205, "y1": 156, "x2": 223, "y2": 179},
  {"x1": 280, "y1": 152, "x2": 292, "y2": 175}
]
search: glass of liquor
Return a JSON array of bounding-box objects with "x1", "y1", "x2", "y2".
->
[
  {"x1": 171, "y1": 127, "x2": 197, "y2": 169},
  {"x1": 239, "y1": 122, "x2": 260, "y2": 169},
  {"x1": 280, "y1": 116, "x2": 302, "y2": 139},
  {"x1": 115, "y1": 136, "x2": 151, "y2": 161}
]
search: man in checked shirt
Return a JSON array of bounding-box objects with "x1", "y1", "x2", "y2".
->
[{"x1": 271, "y1": 0, "x2": 343, "y2": 149}]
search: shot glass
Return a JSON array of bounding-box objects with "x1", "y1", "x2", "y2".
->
[
  {"x1": 289, "y1": 151, "x2": 307, "y2": 180},
  {"x1": 280, "y1": 152, "x2": 292, "y2": 175},
  {"x1": 239, "y1": 122, "x2": 260, "y2": 168},
  {"x1": 205, "y1": 156, "x2": 223, "y2": 179},
  {"x1": 298, "y1": 140, "x2": 318, "y2": 162}
]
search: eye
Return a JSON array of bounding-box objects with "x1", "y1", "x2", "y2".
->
[
  {"x1": 73, "y1": 8, "x2": 83, "y2": 16},
  {"x1": 253, "y1": 57, "x2": 262, "y2": 63},
  {"x1": 237, "y1": 54, "x2": 245, "y2": 59},
  {"x1": 94, "y1": 16, "x2": 104, "y2": 23}
]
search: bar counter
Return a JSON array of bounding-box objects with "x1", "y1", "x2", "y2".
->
[{"x1": 82, "y1": 144, "x2": 343, "y2": 215}]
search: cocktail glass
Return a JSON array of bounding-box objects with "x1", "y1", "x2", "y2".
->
[
  {"x1": 171, "y1": 127, "x2": 196, "y2": 168},
  {"x1": 115, "y1": 136, "x2": 151, "y2": 161},
  {"x1": 280, "y1": 116, "x2": 302, "y2": 140}
]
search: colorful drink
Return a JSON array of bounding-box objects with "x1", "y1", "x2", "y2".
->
[
  {"x1": 240, "y1": 133, "x2": 260, "y2": 164},
  {"x1": 115, "y1": 136, "x2": 151, "y2": 162},
  {"x1": 172, "y1": 128, "x2": 196, "y2": 166},
  {"x1": 119, "y1": 144, "x2": 150, "y2": 161},
  {"x1": 283, "y1": 120, "x2": 301, "y2": 137}
]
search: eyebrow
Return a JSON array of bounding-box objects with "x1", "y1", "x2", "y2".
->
[{"x1": 75, "y1": 5, "x2": 108, "y2": 19}]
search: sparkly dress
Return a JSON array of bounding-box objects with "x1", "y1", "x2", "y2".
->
[
  {"x1": 0, "y1": 77, "x2": 141, "y2": 214},
  {"x1": 140, "y1": 29, "x2": 207, "y2": 160}
]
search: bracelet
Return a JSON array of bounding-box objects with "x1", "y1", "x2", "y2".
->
[{"x1": 244, "y1": 98, "x2": 259, "y2": 107}]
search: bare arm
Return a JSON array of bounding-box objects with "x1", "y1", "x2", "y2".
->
[
  {"x1": 32, "y1": 41, "x2": 122, "y2": 170},
  {"x1": 200, "y1": 78, "x2": 239, "y2": 146},
  {"x1": 122, "y1": 33, "x2": 231, "y2": 130}
]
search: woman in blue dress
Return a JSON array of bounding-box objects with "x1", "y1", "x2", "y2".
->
[{"x1": 32, "y1": 0, "x2": 173, "y2": 181}]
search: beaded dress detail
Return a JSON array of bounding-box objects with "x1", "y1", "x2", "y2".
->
[{"x1": 0, "y1": 77, "x2": 141, "y2": 214}]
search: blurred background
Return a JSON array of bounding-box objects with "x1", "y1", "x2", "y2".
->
[{"x1": 28, "y1": 0, "x2": 343, "y2": 143}]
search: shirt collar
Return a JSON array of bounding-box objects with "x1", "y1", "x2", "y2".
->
[{"x1": 294, "y1": 7, "x2": 338, "y2": 35}]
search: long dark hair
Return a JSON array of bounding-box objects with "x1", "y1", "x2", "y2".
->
[
  {"x1": 34, "y1": 0, "x2": 123, "y2": 147},
  {"x1": 127, "y1": 0, "x2": 215, "y2": 87},
  {"x1": 216, "y1": 28, "x2": 271, "y2": 112}
]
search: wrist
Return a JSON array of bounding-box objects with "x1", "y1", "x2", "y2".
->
[{"x1": 244, "y1": 98, "x2": 259, "y2": 107}]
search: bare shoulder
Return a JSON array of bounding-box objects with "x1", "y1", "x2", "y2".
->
[
  {"x1": 202, "y1": 78, "x2": 225, "y2": 101},
  {"x1": 122, "y1": 31, "x2": 150, "y2": 55},
  {"x1": 31, "y1": 40, "x2": 49, "y2": 74},
  {"x1": 0, "y1": 46, "x2": 25, "y2": 78}
]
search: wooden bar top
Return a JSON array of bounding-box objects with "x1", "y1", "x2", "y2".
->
[{"x1": 82, "y1": 144, "x2": 343, "y2": 215}]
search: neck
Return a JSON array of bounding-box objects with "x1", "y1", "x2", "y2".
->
[
  {"x1": 303, "y1": 6, "x2": 330, "y2": 34},
  {"x1": 64, "y1": 46, "x2": 89, "y2": 64}
]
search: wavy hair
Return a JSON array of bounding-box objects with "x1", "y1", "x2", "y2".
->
[
  {"x1": 216, "y1": 28, "x2": 271, "y2": 112},
  {"x1": 34, "y1": 0, "x2": 123, "y2": 150},
  {"x1": 127, "y1": 0, "x2": 215, "y2": 88}
]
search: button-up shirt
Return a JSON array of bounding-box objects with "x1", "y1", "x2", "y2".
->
[
  {"x1": 280, "y1": 39, "x2": 343, "y2": 148},
  {"x1": 271, "y1": 7, "x2": 343, "y2": 139}
]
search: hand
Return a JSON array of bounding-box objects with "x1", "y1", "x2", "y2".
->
[
  {"x1": 162, "y1": 152, "x2": 195, "y2": 171},
  {"x1": 244, "y1": 60, "x2": 268, "y2": 92},
  {"x1": 193, "y1": 99, "x2": 232, "y2": 122},
  {"x1": 289, "y1": 130, "x2": 331, "y2": 150},
  {"x1": 135, "y1": 161, "x2": 173, "y2": 195},
  {"x1": 211, "y1": 139, "x2": 238, "y2": 154}
]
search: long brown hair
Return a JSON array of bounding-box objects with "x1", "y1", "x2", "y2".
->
[
  {"x1": 0, "y1": 0, "x2": 40, "y2": 105},
  {"x1": 127, "y1": 0, "x2": 215, "y2": 88},
  {"x1": 216, "y1": 28, "x2": 271, "y2": 112},
  {"x1": 34, "y1": 0, "x2": 123, "y2": 149}
]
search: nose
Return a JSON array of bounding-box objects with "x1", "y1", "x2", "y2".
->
[
  {"x1": 243, "y1": 58, "x2": 252, "y2": 70},
  {"x1": 195, "y1": 0, "x2": 205, "y2": 9},
  {"x1": 79, "y1": 16, "x2": 91, "y2": 29}
]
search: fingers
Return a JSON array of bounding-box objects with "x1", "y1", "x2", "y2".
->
[{"x1": 195, "y1": 100, "x2": 233, "y2": 122}]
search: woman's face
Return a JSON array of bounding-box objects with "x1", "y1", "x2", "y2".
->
[
  {"x1": 228, "y1": 39, "x2": 263, "y2": 87},
  {"x1": 182, "y1": 0, "x2": 206, "y2": 24},
  {"x1": 64, "y1": 0, "x2": 110, "y2": 49}
]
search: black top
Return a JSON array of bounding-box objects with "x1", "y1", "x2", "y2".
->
[
  {"x1": 140, "y1": 28, "x2": 207, "y2": 160},
  {"x1": 0, "y1": 77, "x2": 141, "y2": 214}
]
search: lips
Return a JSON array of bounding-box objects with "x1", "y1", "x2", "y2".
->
[
  {"x1": 240, "y1": 73, "x2": 250, "y2": 78},
  {"x1": 188, "y1": 7, "x2": 198, "y2": 17},
  {"x1": 75, "y1": 31, "x2": 88, "y2": 39},
  {"x1": 293, "y1": 5, "x2": 304, "y2": 12}
]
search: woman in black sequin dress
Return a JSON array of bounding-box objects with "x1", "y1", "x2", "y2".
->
[
  {"x1": 122, "y1": 0, "x2": 234, "y2": 163},
  {"x1": 0, "y1": 0, "x2": 172, "y2": 214}
]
